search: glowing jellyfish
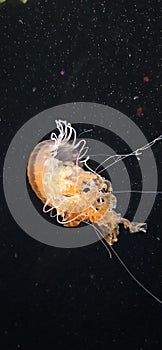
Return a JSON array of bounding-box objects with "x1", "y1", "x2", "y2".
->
[
  {"x1": 27, "y1": 120, "x2": 146, "y2": 246},
  {"x1": 27, "y1": 120, "x2": 162, "y2": 304}
]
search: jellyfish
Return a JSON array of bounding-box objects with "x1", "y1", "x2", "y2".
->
[
  {"x1": 27, "y1": 120, "x2": 162, "y2": 304},
  {"x1": 27, "y1": 120, "x2": 147, "y2": 245}
]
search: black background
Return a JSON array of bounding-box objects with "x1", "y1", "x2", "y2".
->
[{"x1": 0, "y1": 1, "x2": 162, "y2": 349}]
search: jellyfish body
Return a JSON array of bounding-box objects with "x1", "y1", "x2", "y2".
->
[{"x1": 27, "y1": 120, "x2": 146, "y2": 245}]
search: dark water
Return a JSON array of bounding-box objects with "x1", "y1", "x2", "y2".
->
[{"x1": 0, "y1": 1, "x2": 162, "y2": 349}]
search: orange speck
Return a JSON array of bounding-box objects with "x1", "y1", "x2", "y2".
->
[
  {"x1": 60, "y1": 69, "x2": 65, "y2": 76},
  {"x1": 136, "y1": 107, "x2": 144, "y2": 117},
  {"x1": 143, "y1": 76, "x2": 149, "y2": 82}
]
